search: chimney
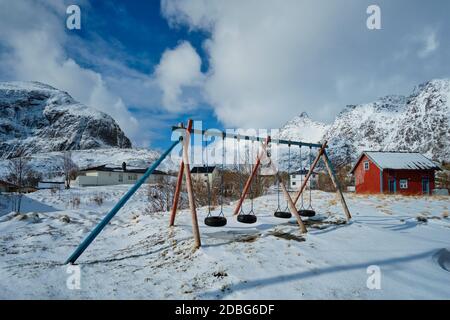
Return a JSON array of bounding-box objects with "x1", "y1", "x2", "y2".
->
[{"x1": 122, "y1": 162, "x2": 127, "y2": 172}]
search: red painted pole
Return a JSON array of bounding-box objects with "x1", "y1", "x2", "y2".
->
[
  {"x1": 169, "y1": 123, "x2": 186, "y2": 227},
  {"x1": 293, "y1": 140, "x2": 327, "y2": 205}
]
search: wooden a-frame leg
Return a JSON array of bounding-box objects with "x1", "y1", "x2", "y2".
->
[
  {"x1": 233, "y1": 137, "x2": 270, "y2": 216},
  {"x1": 258, "y1": 139, "x2": 308, "y2": 233},
  {"x1": 293, "y1": 141, "x2": 328, "y2": 205},
  {"x1": 181, "y1": 119, "x2": 201, "y2": 248},
  {"x1": 322, "y1": 150, "x2": 352, "y2": 221}
]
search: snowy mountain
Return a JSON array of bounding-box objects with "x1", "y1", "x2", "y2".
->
[
  {"x1": 277, "y1": 112, "x2": 328, "y2": 143},
  {"x1": 0, "y1": 81, "x2": 131, "y2": 159},
  {"x1": 279, "y1": 79, "x2": 450, "y2": 167},
  {"x1": 0, "y1": 148, "x2": 179, "y2": 181}
]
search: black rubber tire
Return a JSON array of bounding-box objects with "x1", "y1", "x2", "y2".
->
[
  {"x1": 204, "y1": 216, "x2": 227, "y2": 227},
  {"x1": 298, "y1": 209, "x2": 316, "y2": 217},
  {"x1": 237, "y1": 214, "x2": 257, "y2": 224},
  {"x1": 274, "y1": 211, "x2": 292, "y2": 219}
]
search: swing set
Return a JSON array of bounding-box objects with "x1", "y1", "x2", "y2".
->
[{"x1": 65, "y1": 119, "x2": 351, "y2": 264}]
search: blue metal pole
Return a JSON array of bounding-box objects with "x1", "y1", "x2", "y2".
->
[{"x1": 65, "y1": 139, "x2": 181, "y2": 264}]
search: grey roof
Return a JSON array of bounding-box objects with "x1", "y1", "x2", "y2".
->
[
  {"x1": 291, "y1": 169, "x2": 318, "y2": 175},
  {"x1": 82, "y1": 165, "x2": 166, "y2": 175},
  {"x1": 191, "y1": 166, "x2": 216, "y2": 174},
  {"x1": 351, "y1": 151, "x2": 441, "y2": 173}
]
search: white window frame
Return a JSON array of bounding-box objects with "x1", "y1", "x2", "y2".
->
[
  {"x1": 399, "y1": 179, "x2": 408, "y2": 189},
  {"x1": 364, "y1": 161, "x2": 370, "y2": 171}
]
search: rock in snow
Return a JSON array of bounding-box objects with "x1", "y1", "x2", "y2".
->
[{"x1": 0, "y1": 81, "x2": 131, "y2": 159}]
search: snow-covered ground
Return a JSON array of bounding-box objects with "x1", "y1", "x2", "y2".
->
[{"x1": 0, "y1": 186, "x2": 449, "y2": 299}]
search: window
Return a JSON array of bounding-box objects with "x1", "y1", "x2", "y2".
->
[
  {"x1": 292, "y1": 182, "x2": 297, "y2": 186},
  {"x1": 292, "y1": 175, "x2": 296, "y2": 179},
  {"x1": 399, "y1": 179, "x2": 408, "y2": 189},
  {"x1": 118, "y1": 174, "x2": 123, "y2": 182},
  {"x1": 364, "y1": 161, "x2": 370, "y2": 171}
]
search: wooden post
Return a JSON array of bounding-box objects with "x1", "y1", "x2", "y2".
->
[
  {"x1": 293, "y1": 141, "x2": 328, "y2": 205},
  {"x1": 276, "y1": 172, "x2": 308, "y2": 233},
  {"x1": 182, "y1": 120, "x2": 201, "y2": 248},
  {"x1": 254, "y1": 139, "x2": 308, "y2": 233},
  {"x1": 322, "y1": 150, "x2": 352, "y2": 221},
  {"x1": 233, "y1": 137, "x2": 270, "y2": 215},
  {"x1": 169, "y1": 159, "x2": 184, "y2": 227}
]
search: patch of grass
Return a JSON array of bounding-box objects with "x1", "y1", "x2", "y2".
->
[
  {"x1": 268, "y1": 230, "x2": 305, "y2": 242},
  {"x1": 328, "y1": 199, "x2": 338, "y2": 206},
  {"x1": 236, "y1": 234, "x2": 260, "y2": 243}
]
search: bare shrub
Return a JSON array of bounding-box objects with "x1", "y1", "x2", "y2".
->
[
  {"x1": 147, "y1": 176, "x2": 182, "y2": 213},
  {"x1": 92, "y1": 193, "x2": 104, "y2": 206},
  {"x1": 70, "y1": 195, "x2": 81, "y2": 209},
  {"x1": 62, "y1": 151, "x2": 79, "y2": 189},
  {"x1": 7, "y1": 148, "x2": 40, "y2": 213}
]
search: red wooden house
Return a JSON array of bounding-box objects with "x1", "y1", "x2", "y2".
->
[{"x1": 350, "y1": 152, "x2": 441, "y2": 195}]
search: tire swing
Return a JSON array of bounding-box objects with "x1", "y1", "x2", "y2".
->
[
  {"x1": 237, "y1": 137, "x2": 257, "y2": 224},
  {"x1": 298, "y1": 146, "x2": 316, "y2": 218},
  {"x1": 204, "y1": 134, "x2": 227, "y2": 227},
  {"x1": 274, "y1": 143, "x2": 292, "y2": 219}
]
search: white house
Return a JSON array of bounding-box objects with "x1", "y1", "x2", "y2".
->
[
  {"x1": 289, "y1": 169, "x2": 318, "y2": 190},
  {"x1": 73, "y1": 162, "x2": 167, "y2": 187},
  {"x1": 190, "y1": 166, "x2": 219, "y2": 185}
]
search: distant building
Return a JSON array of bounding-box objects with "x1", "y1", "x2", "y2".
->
[
  {"x1": 289, "y1": 169, "x2": 318, "y2": 190},
  {"x1": 350, "y1": 151, "x2": 441, "y2": 195},
  {"x1": 73, "y1": 162, "x2": 167, "y2": 187},
  {"x1": 190, "y1": 166, "x2": 218, "y2": 185},
  {"x1": 38, "y1": 181, "x2": 65, "y2": 190},
  {"x1": 0, "y1": 180, "x2": 37, "y2": 193}
]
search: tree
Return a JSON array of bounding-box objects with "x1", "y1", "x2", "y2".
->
[
  {"x1": 7, "y1": 149, "x2": 37, "y2": 213},
  {"x1": 62, "y1": 151, "x2": 78, "y2": 189}
]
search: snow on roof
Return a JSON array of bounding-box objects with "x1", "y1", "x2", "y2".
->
[{"x1": 351, "y1": 152, "x2": 441, "y2": 173}]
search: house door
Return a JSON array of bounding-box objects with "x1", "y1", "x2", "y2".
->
[
  {"x1": 422, "y1": 178, "x2": 430, "y2": 194},
  {"x1": 388, "y1": 178, "x2": 396, "y2": 194}
]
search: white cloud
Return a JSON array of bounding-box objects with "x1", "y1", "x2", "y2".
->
[
  {"x1": 161, "y1": 0, "x2": 349, "y2": 128},
  {"x1": 161, "y1": 0, "x2": 449, "y2": 128},
  {"x1": 0, "y1": 0, "x2": 139, "y2": 142},
  {"x1": 155, "y1": 41, "x2": 205, "y2": 112},
  {"x1": 418, "y1": 29, "x2": 439, "y2": 58}
]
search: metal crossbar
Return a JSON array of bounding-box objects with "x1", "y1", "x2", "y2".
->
[{"x1": 171, "y1": 126, "x2": 326, "y2": 149}]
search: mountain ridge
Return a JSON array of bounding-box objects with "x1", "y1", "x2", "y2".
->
[
  {"x1": 0, "y1": 81, "x2": 132, "y2": 159},
  {"x1": 280, "y1": 78, "x2": 449, "y2": 165}
]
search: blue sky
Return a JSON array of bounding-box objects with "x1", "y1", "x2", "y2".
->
[
  {"x1": 0, "y1": 0, "x2": 449, "y2": 150},
  {"x1": 66, "y1": 0, "x2": 219, "y2": 149}
]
